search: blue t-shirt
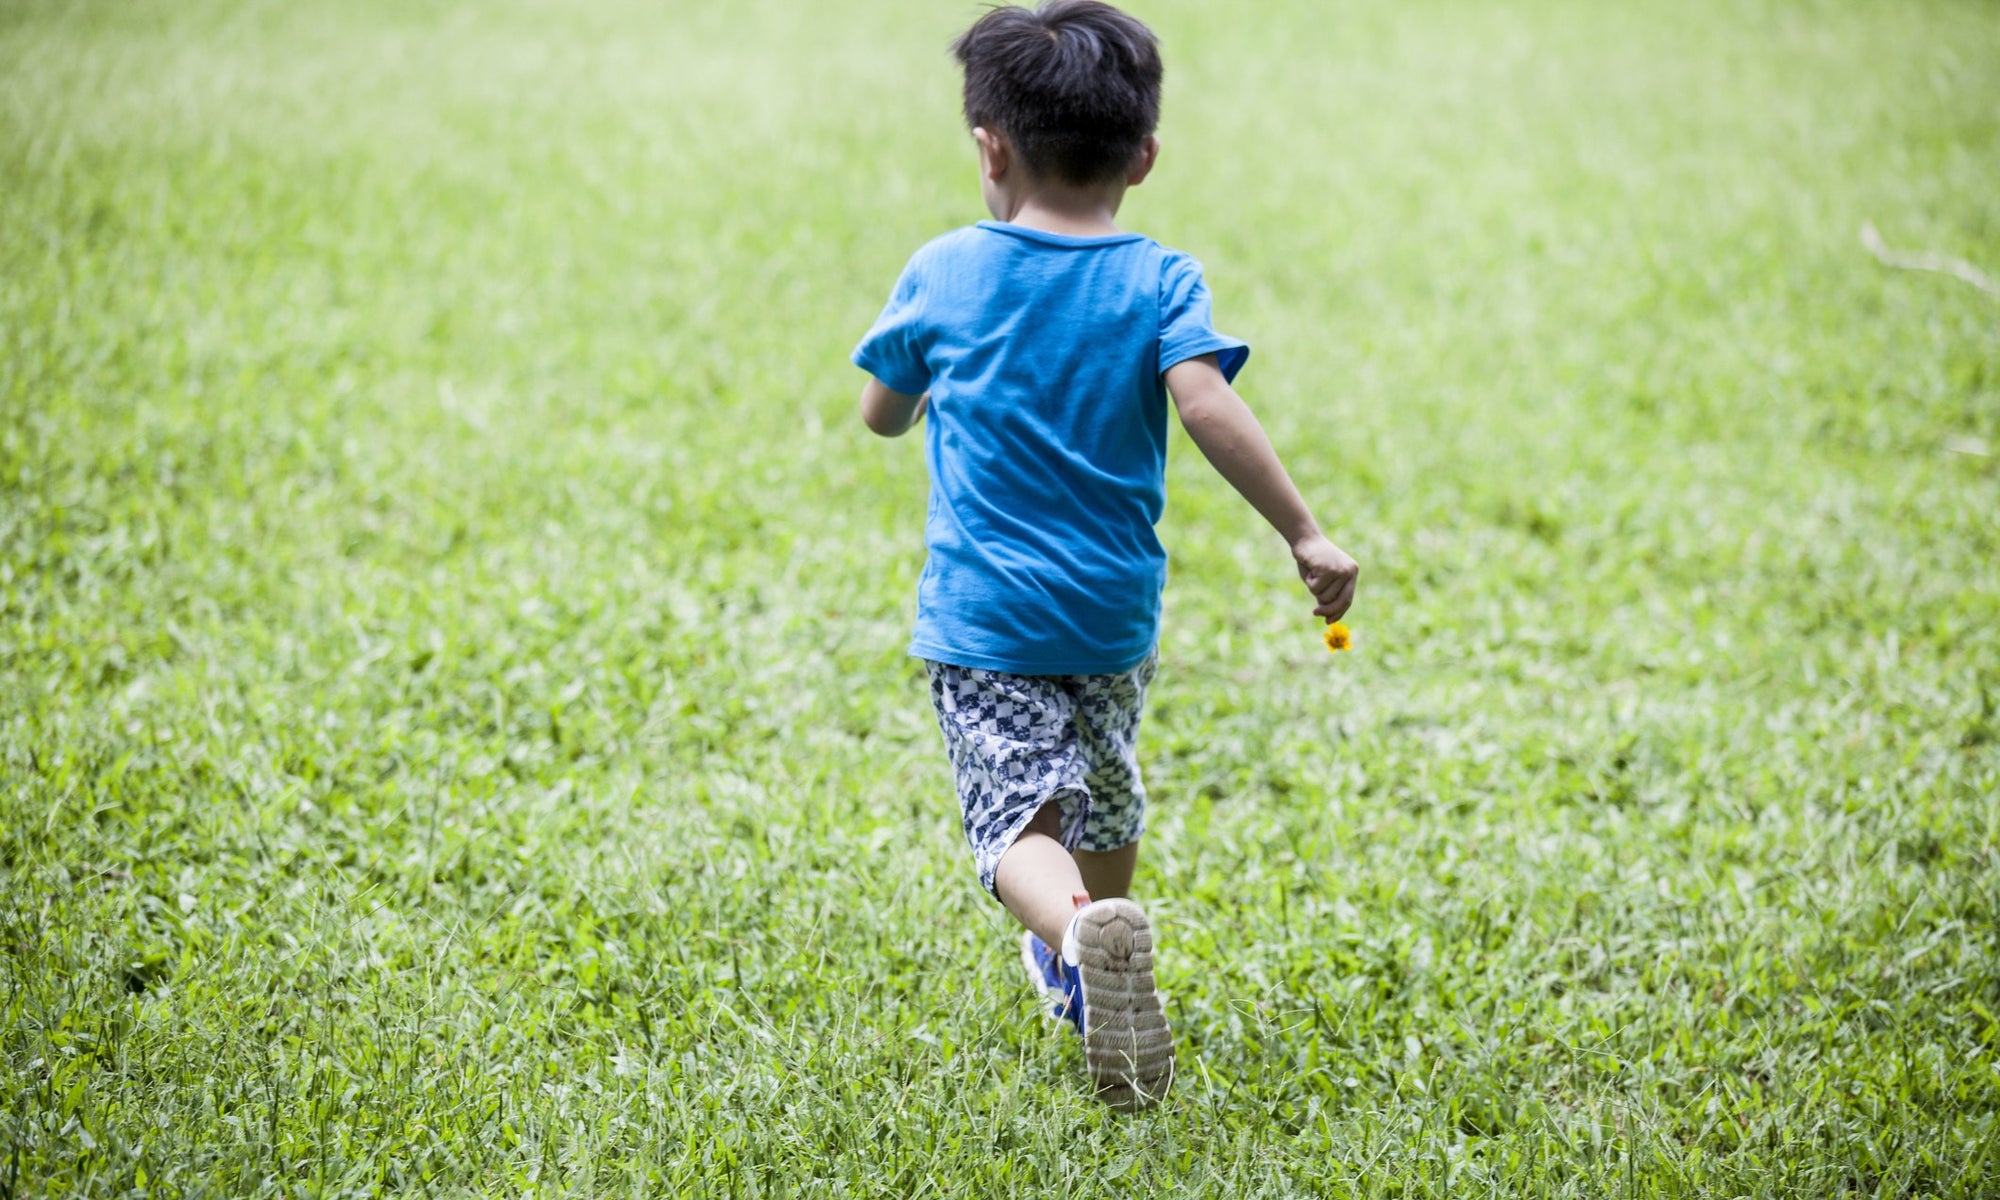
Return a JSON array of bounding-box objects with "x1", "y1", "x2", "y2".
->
[{"x1": 853, "y1": 220, "x2": 1249, "y2": 675}]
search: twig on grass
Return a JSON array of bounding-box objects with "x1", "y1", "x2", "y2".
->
[{"x1": 1860, "y1": 222, "x2": 1998, "y2": 298}]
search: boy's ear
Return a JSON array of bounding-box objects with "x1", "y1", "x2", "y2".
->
[
  {"x1": 1127, "y1": 135, "x2": 1161, "y2": 186},
  {"x1": 973, "y1": 127, "x2": 1010, "y2": 181}
]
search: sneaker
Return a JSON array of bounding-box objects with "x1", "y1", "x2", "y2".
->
[
  {"x1": 1020, "y1": 930, "x2": 1084, "y2": 1035},
  {"x1": 1061, "y1": 899, "x2": 1175, "y2": 1111}
]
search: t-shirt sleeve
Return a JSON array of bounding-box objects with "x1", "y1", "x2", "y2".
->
[
  {"x1": 1158, "y1": 252, "x2": 1250, "y2": 383},
  {"x1": 851, "y1": 255, "x2": 933, "y2": 396}
]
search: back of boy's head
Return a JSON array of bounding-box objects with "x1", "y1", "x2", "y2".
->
[{"x1": 952, "y1": 1, "x2": 1163, "y2": 187}]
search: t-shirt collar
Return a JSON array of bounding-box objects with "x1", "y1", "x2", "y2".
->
[{"x1": 975, "y1": 220, "x2": 1147, "y2": 248}]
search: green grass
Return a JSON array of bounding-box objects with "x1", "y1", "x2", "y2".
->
[{"x1": 4, "y1": 0, "x2": 1998, "y2": 1194}]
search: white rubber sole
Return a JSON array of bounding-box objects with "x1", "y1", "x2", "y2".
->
[{"x1": 1062, "y1": 899, "x2": 1174, "y2": 1111}]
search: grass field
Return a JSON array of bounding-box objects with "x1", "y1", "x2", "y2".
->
[{"x1": 4, "y1": 0, "x2": 1999, "y2": 1194}]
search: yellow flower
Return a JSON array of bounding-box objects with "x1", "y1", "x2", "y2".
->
[{"x1": 1323, "y1": 621, "x2": 1351, "y2": 653}]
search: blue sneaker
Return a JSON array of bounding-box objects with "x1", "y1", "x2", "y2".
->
[
  {"x1": 1019, "y1": 930, "x2": 1083, "y2": 1035},
  {"x1": 1023, "y1": 901, "x2": 1176, "y2": 1110},
  {"x1": 1062, "y1": 899, "x2": 1175, "y2": 1111}
]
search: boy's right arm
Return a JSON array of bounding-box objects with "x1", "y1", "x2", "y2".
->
[
  {"x1": 859, "y1": 377, "x2": 928, "y2": 438},
  {"x1": 1164, "y1": 354, "x2": 1359, "y2": 623}
]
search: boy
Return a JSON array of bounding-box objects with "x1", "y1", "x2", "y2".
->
[{"x1": 852, "y1": 0, "x2": 1357, "y2": 1111}]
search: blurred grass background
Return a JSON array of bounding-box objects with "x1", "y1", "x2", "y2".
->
[{"x1": 3, "y1": 0, "x2": 1997, "y2": 1194}]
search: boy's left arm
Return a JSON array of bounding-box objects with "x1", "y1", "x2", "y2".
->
[
  {"x1": 1165, "y1": 354, "x2": 1359, "y2": 622},
  {"x1": 860, "y1": 378, "x2": 928, "y2": 438}
]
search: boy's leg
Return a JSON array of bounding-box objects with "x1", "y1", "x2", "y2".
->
[
  {"x1": 1073, "y1": 842, "x2": 1137, "y2": 900},
  {"x1": 1070, "y1": 651, "x2": 1156, "y2": 898},
  {"x1": 994, "y1": 803, "x2": 1093, "y2": 950},
  {"x1": 931, "y1": 656, "x2": 1173, "y2": 1108},
  {"x1": 1006, "y1": 803, "x2": 1175, "y2": 1111},
  {"x1": 1059, "y1": 655, "x2": 1174, "y2": 1110},
  {"x1": 927, "y1": 660, "x2": 1093, "y2": 914}
]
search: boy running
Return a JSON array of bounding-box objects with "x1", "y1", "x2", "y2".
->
[{"x1": 853, "y1": 0, "x2": 1358, "y2": 1110}]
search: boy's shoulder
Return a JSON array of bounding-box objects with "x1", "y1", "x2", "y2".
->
[
  {"x1": 900, "y1": 222, "x2": 1203, "y2": 284},
  {"x1": 901, "y1": 223, "x2": 990, "y2": 270}
]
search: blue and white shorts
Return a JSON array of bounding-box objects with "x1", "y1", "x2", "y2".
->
[{"x1": 926, "y1": 652, "x2": 1158, "y2": 898}]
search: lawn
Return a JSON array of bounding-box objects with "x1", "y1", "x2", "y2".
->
[{"x1": 3, "y1": 0, "x2": 1997, "y2": 1195}]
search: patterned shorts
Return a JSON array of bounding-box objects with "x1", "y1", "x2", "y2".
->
[{"x1": 926, "y1": 652, "x2": 1158, "y2": 898}]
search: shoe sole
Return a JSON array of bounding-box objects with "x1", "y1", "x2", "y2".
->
[{"x1": 1069, "y1": 899, "x2": 1174, "y2": 1111}]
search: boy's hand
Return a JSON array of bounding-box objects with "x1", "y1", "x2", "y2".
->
[{"x1": 1292, "y1": 534, "x2": 1358, "y2": 622}]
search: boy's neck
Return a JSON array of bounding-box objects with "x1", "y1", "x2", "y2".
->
[
  {"x1": 987, "y1": 181, "x2": 1129, "y2": 238},
  {"x1": 973, "y1": 128, "x2": 1158, "y2": 238}
]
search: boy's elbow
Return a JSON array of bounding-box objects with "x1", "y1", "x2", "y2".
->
[
  {"x1": 1165, "y1": 362, "x2": 1238, "y2": 429},
  {"x1": 1172, "y1": 389, "x2": 1227, "y2": 438},
  {"x1": 860, "y1": 380, "x2": 926, "y2": 437},
  {"x1": 859, "y1": 387, "x2": 892, "y2": 436},
  {"x1": 857, "y1": 379, "x2": 893, "y2": 436},
  {"x1": 860, "y1": 397, "x2": 900, "y2": 437}
]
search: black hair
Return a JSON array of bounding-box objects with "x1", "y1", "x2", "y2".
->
[{"x1": 952, "y1": 1, "x2": 1163, "y2": 186}]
